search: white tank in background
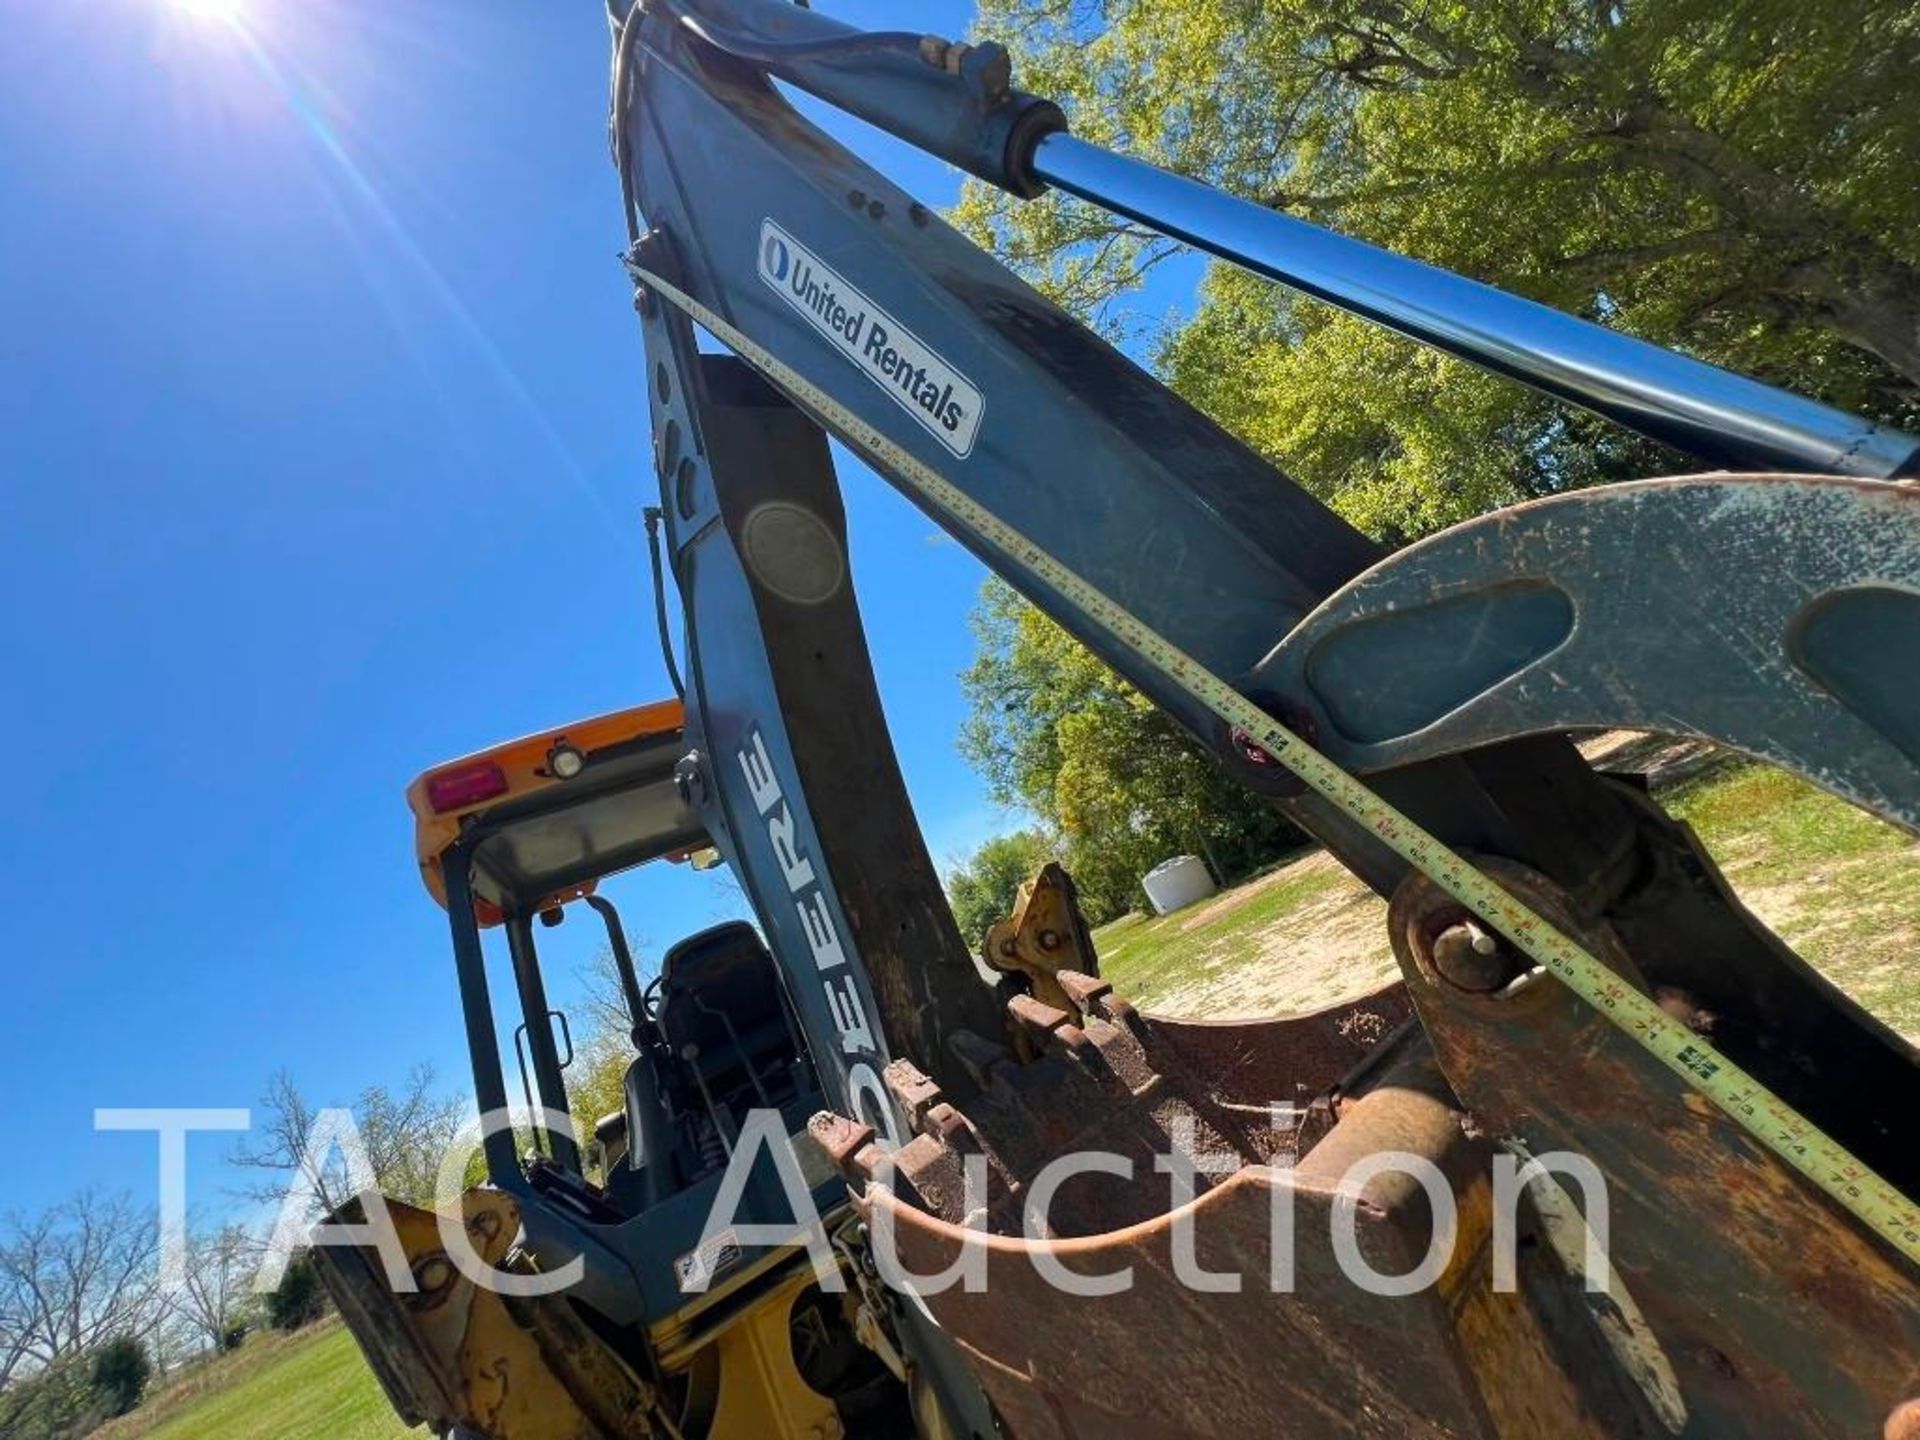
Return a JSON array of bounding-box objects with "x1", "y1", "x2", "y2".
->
[{"x1": 1141, "y1": 854, "x2": 1216, "y2": 916}]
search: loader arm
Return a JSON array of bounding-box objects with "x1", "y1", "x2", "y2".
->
[{"x1": 602, "y1": 3, "x2": 1920, "y2": 1435}]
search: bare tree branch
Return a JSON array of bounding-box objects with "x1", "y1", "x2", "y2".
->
[
  {"x1": 0, "y1": 1192, "x2": 162, "y2": 1383},
  {"x1": 229, "y1": 1067, "x2": 468, "y2": 1219},
  {"x1": 171, "y1": 1225, "x2": 259, "y2": 1351}
]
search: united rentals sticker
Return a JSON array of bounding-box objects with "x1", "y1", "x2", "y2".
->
[{"x1": 757, "y1": 219, "x2": 984, "y2": 458}]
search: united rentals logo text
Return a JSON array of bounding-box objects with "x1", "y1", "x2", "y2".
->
[{"x1": 758, "y1": 218, "x2": 984, "y2": 458}]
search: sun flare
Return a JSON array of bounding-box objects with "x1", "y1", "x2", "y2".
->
[{"x1": 171, "y1": 0, "x2": 248, "y2": 24}]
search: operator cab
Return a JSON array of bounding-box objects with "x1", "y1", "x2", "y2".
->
[
  {"x1": 408, "y1": 701, "x2": 831, "y2": 1269},
  {"x1": 390, "y1": 705, "x2": 918, "y2": 1437}
]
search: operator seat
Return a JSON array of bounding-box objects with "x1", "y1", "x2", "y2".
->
[
  {"x1": 655, "y1": 921, "x2": 805, "y2": 1092},
  {"x1": 609, "y1": 922, "x2": 813, "y2": 1216}
]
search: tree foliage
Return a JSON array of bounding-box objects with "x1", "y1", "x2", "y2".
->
[
  {"x1": 264, "y1": 1251, "x2": 327, "y2": 1333},
  {"x1": 86, "y1": 1337, "x2": 150, "y2": 1419},
  {"x1": 945, "y1": 829, "x2": 1060, "y2": 952},
  {"x1": 959, "y1": 0, "x2": 1920, "y2": 539},
  {"x1": 566, "y1": 1024, "x2": 645, "y2": 1189},
  {"x1": 960, "y1": 580, "x2": 1303, "y2": 920},
  {"x1": 0, "y1": 1353, "x2": 106, "y2": 1440},
  {"x1": 563, "y1": 930, "x2": 665, "y2": 1175}
]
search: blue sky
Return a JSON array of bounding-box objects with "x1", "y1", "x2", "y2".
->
[{"x1": 0, "y1": 0, "x2": 1201, "y2": 1222}]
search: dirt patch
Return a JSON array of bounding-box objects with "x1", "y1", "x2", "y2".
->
[{"x1": 1149, "y1": 854, "x2": 1395, "y2": 1020}]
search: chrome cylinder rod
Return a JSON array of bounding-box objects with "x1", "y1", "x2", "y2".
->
[{"x1": 1031, "y1": 132, "x2": 1919, "y2": 479}]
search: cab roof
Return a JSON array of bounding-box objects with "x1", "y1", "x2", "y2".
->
[{"x1": 407, "y1": 700, "x2": 706, "y2": 925}]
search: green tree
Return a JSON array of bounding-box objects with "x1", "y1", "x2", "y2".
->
[
  {"x1": 87, "y1": 1337, "x2": 150, "y2": 1419},
  {"x1": 564, "y1": 934, "x2": 665, "y2": 1177},
  {"x1": 0, "y1": 1354, "x2": 100, "y2": 1440},
  {"x1": 568, "y1": 1029, "x2": 640, "y2": 1187},
  {"x1": 960, "y1": 579, "x2": 1303, "y2": 920},
  {"x1": 959, "y1": 0, "x2": 1920, "y2": 540},
  {"x1": 946, "y1": 829, "x2": 1059, "y2": 952},
  {"x1": 264, "y1": 1252, "x2": 327, "y2": 1333}
]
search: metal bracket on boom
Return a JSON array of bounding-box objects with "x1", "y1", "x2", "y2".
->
[{"x1": 981, "y1": 862, "x2": 1100, "y2": 1014}]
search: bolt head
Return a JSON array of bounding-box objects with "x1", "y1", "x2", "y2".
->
[{"x1": 1430, "y1": 921, "x2": 1519, "y2": 993}]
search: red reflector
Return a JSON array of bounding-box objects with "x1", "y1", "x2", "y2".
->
[{"x1": 427, "y1": 761, "x2": 510, "y2": 814}]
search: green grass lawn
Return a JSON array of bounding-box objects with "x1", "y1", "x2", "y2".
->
[
  {"x1": 100, "y1": 1325, "x2": 409, "y2": 1440},
  {"x1": 1665, "y1": 764, "x2": 1920, "y2": 1040},
  {"x1": 1094, "y1": 858, "x2": 1347, "y2": 1003}
]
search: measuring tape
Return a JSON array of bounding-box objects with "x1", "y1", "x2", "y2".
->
[{"x1": 629, "y1": 261, "x2": 1920, "y2": 1268}]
